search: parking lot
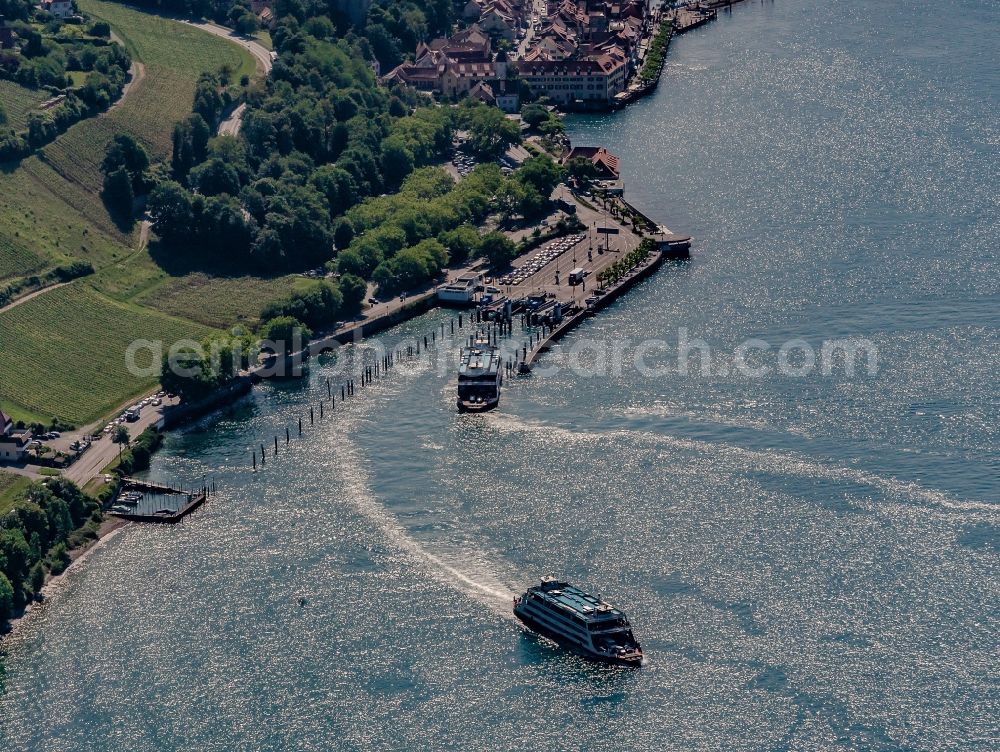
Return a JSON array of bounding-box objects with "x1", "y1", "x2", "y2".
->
[{"x1": 497, "y1": 233, "x2": 587, "y2": 287}]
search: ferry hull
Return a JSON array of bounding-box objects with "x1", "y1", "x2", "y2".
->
[
  {"x1": 514, "y1": 608, "x2": 643, "y2": 667},
  {"x1": 457, "y1": 397, "x2": 499, "y2": 413}
]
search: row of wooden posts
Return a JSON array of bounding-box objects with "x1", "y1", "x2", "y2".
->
[{"x1": 249, "y1": 307, "x2": 552, "y2": 471}]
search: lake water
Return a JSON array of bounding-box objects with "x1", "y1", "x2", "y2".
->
[{"x1": 2, "y1": 1, "x2": 997, "y2": 749}]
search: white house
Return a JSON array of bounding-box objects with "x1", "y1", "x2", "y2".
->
[
  {"x1": 438, "y1": 273, "x2": 482, "y2": 305},
  {"x1": 38, "y1": 0, "x2": 74, "y2": 18},
  {"x1": 0, "y1": 410, "x2": 31, "y2": 463}
]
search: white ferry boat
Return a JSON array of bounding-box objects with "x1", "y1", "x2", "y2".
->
[{"x1": 513, "y1": 577, "x2": 643, "y2": 666}]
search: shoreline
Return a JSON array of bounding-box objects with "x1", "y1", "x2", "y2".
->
[
  {"x1": 0, "y1": 516, "x2": 128, "y2": 639},
  {"x1": 0, "y1": 1, "x2": 726, "y2": 636}
]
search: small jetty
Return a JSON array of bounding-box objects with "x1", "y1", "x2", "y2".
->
[
  {"x1": 674, "y1": 6, "x2": 718, "y2": 34},
  {"x1": 107, "y1": 478, "x2": 210, "y2": 524}
]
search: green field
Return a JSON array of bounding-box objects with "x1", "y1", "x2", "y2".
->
[
  {"x1": 0, "y1": 161, "x2": 127, "y2": 283},
  {"x1": 0, "y1": 284, "x2": 216, "y2": 426},
  {"x1": 135, "y1": 273, "x2": 309, "y2": 329},
  {"x1": 0, "y1": 235, "x2": 48, "y2": 284},
  {"x1": 0, "y1": 80, "x2": 49, "y2": 130},
  {"x1": 0, "y1": 470, "x2": 32, "y2": 516},
  {"x1": 0, "y1": 5, "x2": 264, "y2": 428},
  {"x1": 77, "y1": 0, "x2": 256, "y2": 158},
  {"x1": 0, "y1": 0, "x2": 256, "y2": 280}
]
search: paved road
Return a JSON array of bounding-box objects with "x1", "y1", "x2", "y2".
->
[
  {"x1": 518, "y1": 0, "x2": 546, "y2": 56},
  {"x1": 189, "y1": 22, "x2": 274, "y2": 75},
  {"x1": 63, "y1": 398, "x2": 178, "y2": 487},
  {"x1": 218, "y1": 102, "x2": 247, "y2": 136},
  {"x1": 185, "y1": 22, "x2": 273, "y2": 136}
]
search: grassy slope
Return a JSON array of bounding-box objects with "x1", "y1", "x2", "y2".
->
[
  {"x1": 0, "y1": 80, "x2": 49, "y2": 130},
  {"x1": 134, "y1": 273, "x2": 309, "y2": 329},
  {"x1": 0, "y1": 6, "x2": 299, "y2": 426},
  {"x1": 0, "y1": 0, "x2": 257, "y2": 281},
  {"x1": 0, "y1": 470, "x2": 32, "y2": 516},
  {"x1": 0, "y1": 284, "x2": 216, "y2": 425}
]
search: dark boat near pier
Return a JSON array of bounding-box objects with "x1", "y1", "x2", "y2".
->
[{"x1": 457, "y1": 343, "x2": 502, "y2": 412}]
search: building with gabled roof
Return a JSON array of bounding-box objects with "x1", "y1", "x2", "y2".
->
[
  {"x1": 0, "y1": 409, "x2": 32, "y2": 463},
  {"x1": 564, "y1": 145, "x2": 621, "y2": 179}
]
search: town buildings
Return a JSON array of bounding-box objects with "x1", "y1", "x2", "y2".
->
[
  {"x1": 383, "y1": 0, "x2": 655, "y2": 110},
  {"x1": 564, "y1": 145, "x2": 621, "y2": 179},
  {"x1": 383, "y1": 26, "x2": 522, "y2": 112}
]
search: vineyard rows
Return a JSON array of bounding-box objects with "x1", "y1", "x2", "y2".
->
[{"x1": 0, "y1": 284, "x2": 216, "y2": 425}]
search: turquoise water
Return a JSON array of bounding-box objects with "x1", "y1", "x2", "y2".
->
[{"x1": 2, "y1": 1, "x2": 997, "y2": 749}]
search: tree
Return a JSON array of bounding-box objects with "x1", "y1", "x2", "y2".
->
[
  {"x1": 102, "y1": 134, "x2": 150, "y2": 178},
  {"x1": 566, "y1": 156, "x2": 599, "y2": 185},
  {"x1": 312, "y1": 166, "x2": 357, "y2": 218},
  {"x1": 148, "y1": 181, "x2": 194, "y2": 244},
  {"x1": 101, "y1": 135, "x2": 150, "y2": 216},
  {"x1": 160, "y1": 336, "x2": 251, "y2": 402},
  {"x1": 339, "y1": 273, "x2": 367, "y2": 316},
  {"x1": 0, "y1": 529, "x2": 29, "y2": 603},
  {"x1": 259, "y1": 316, "x2": 311, "y2": 355},
  {"x1": 520, "y1": 103, "x2": 548, "y2": 130},
  {"x1": 380, "y1": 136, "x2": 415, "y2": 191},
  {"x1": 438, "y1": 224, "x2": 479, "y2": 263},
  {"x1": 479, "y1": 231, "x2": 517, "y2": 269},
  {"x1": 261, "y1": 281, "x2": 343, "y2": 329},
  {"x1": 112, "y1": 425, "x2": 130, "y2": 461},
  {"x1": 190, "y1": 158, "x2": 241, "y2": 196},
  {"x1": 234, "y1": 12, "x2": 259, "y2": 36},
  {"x1": 517, "y1": 154, "x2": 564, "y2": 198},
  {"x1": 102, "y1": 166, "x2": 134, "y2": 215},
  {"x1": 28, "y1": 561, "x2": 45, "y2": 596},
  {"x1": 0, "y1": 102, "x2": 6, "y2": 127},
  {"x1": 460, "y1": 102, "x2": 520, "y2": 158},
  {"x1": 0, "y1": 572, "x2": 13, "y2": 623},
  {"x1": 193, "y1": 72, "x2": 224, "y2": 127}
]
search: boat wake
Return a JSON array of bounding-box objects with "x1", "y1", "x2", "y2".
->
[
  {"x1": 321, "y1": 389, "x2": 518, "y2": 616},
  {"x1": 488, "y1": 413, "x2": 995, "y2": 515}
]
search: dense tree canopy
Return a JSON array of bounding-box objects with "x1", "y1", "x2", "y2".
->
[{"x1": 0, "y1": 478, "x2": 99, "y2": 622}]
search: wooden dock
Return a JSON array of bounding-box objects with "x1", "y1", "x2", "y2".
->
[
  {"x1": 108, "y1": 478, "x2": 210, "y2": 524},
  {"x1": 108, "y1": 492, "x2": 207, "y2": 524},
  {"x1": 675, "y1": 7, "x2": 718, "y2": 34}
]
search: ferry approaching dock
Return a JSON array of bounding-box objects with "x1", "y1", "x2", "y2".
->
[
  {"x1": 457, "y1": 343, "x2": 502, "y2": 412},
  {"x1": 514, "y1": 577, "x2": 643, "y2": 666}
]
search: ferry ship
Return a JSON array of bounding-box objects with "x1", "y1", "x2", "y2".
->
[
  {"x1": 513, "y1": 577, "x2": 643, "y2": 666},
  {"x1": 457, "y1": 343, "x2": 502, "y2": 412}
]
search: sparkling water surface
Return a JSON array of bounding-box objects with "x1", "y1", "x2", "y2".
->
[{"x1": 2, "y1": 1, "x2": 997, "y2": 750}]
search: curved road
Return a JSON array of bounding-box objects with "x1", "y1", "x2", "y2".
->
[{"x1": 186, "y1": 22, "x2": 274, "y2": 136}]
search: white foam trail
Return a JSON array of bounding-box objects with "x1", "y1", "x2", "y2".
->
[
  {"x1": 319, "y1": 372, "x2": 517, "y2": 615},
  {"x1": 487, "y1": 413, "x2": 996, "y2": 514},
  {"x1": 338, "y1": 449, "x2": 516, "y2": 612}
]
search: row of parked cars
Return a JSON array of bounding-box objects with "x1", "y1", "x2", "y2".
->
[
  {"x1": 498, "y1": 234, "x2": 586, "y2": 287},
  {"x1": 102, "y1": 391, "x2": 167, "y2": 436},
  {"x1": 452, "y1": 147, "x2": 518, "y2": 179}
]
